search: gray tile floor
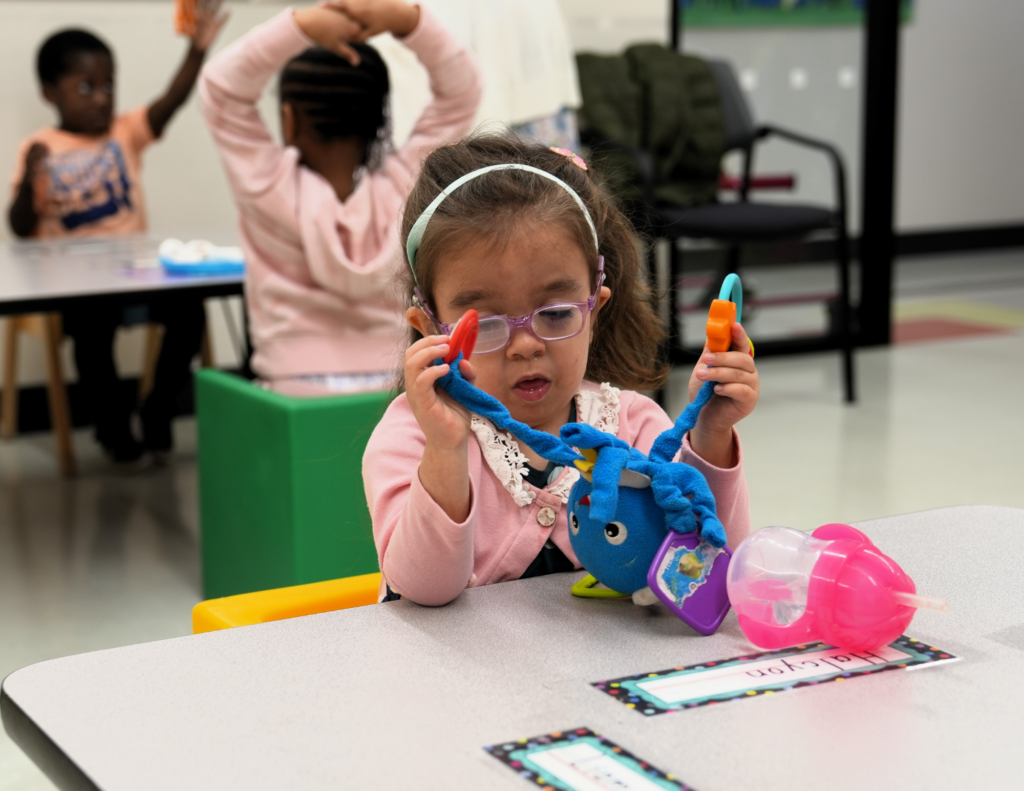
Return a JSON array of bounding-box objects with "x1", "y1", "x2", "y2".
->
[{"x1": 3, "y1": 249, "x2": 1024, "y2": 790}]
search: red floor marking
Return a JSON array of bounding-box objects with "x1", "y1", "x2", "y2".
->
[{"x1": 893, "y1": 318, "x2": 1011, "y2": 345}]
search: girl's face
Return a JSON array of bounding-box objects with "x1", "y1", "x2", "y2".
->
[{"x1": 411, "y1": 222, "x2": 611, "y2": 435}]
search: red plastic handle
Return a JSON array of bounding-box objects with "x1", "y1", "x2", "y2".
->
[
  {"x1": 718, "y1": 173, "x2": 796, "y2": 191},
  {"x1": 443, "y1": 309, "x2": 479, "y2": 364}
]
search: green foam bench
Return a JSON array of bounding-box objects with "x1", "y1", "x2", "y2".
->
[{"x1": 196, "y1": 369, "x2": 391, "y2": 598}]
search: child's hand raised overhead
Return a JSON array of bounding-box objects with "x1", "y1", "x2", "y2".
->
[
  {"x1": 148, "y1": 0, "x2": 228, "y2": 137},
  {"x1": 293, "y1": 5, "x2": 366, "y2": 65},
  {"x1": 191, "y1": 0, "x2": 230, "y2": 53},
  {"x1": 688, "y1": 322, "x2": 760, "y2": 468},
  {"x1": 318, "y1": 0, "x2": 421, "y2": 39}
]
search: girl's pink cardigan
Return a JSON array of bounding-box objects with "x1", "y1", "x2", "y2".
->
[
  {"x1": 199, "y1": 7, "x2": 482, "y2": 379},
  {"x1": 363, "y1": 382, "x2": 751, "y2": 605}
]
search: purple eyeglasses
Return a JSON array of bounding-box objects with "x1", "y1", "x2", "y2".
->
[{"x1": 416, "y1": 257, "x2": 606, "y2": 355}]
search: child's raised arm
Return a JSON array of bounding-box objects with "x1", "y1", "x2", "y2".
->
[{"x1": 147, "y1": 0, "x2": 228, "y2": 138}]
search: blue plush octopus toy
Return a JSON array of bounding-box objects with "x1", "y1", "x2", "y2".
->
[
  {"x1": 435, "y1": 341, "x2": 733, "y2": 634},
  {"x1": 560, "y1": 383, "x2": 726, "y2": 595}
]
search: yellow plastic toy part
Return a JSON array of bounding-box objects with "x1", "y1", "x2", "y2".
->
[
  {"x1": 571, "y1": 574, "x2": 631, "y2": 599},
  {"x1": 192, "y1": 572, "x2": 383, "y2": 633},
  {"x1": 574, "y1": 448, "x2": 598, "y2": 480}
]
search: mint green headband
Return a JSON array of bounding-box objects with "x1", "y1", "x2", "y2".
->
[{"x1": 405, "y1": 164, "x2": 599, "y2": 283}]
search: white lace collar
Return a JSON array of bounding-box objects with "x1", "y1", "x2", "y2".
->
[{"x1": 469, "y1": 383, "x2": 621, "y2": 507}]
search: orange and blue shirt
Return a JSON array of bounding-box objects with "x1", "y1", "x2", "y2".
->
[{"x1": 10, "y1": 106, "x2": 154, "y2": 238}]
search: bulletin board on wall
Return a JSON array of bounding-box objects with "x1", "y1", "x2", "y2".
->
[{"x1": 680, "y1": 0, "x2": 913, "y2": 28}]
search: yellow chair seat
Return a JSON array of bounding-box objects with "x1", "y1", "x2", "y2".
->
[{"x1": 192, "y1": 572, "x2": 382, "y2": 633}]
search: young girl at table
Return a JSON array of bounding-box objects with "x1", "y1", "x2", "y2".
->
[
  {"x1": 199, "y1": 0, "x2": 481, "y2": 391},
  {"x1": 364, "y1": 137, "x2": 759, "y2": 606}
]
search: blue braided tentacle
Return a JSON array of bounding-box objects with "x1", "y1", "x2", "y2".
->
[
  {"x1": 588, "y1": 446, "x2": 631, "y2": 523},
  {"x1": 649, "y1": 463, "x2": 726, "y2": 547},
  {"x1": 648, "y1": 380, "x2": 717, "y2": 464},
  {"x1": 435, "y1": 354, "x2": 582, "y2": 468}
]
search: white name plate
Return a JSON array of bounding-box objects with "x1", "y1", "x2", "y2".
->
[{"x1": 593, "y1": 636, "x2": 958, "y2": 715}]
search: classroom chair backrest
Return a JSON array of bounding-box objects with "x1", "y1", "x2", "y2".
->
[{"x1": 705, "y1": 60, "x2": 758, "y2": 153}]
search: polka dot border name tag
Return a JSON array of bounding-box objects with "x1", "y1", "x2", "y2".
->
[
  {"x1": 592, "y1": 636, "x2": 959, "y2": 716},
  {"x1": 485, "y1": 727, "x2": 694, "y2": 790}
]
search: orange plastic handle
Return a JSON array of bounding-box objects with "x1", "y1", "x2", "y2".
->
[{"x1": 706, "y1": 299, "x2": 737, "y2": 353}]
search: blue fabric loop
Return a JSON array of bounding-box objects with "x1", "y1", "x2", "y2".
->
[
  {"x1": 433, "y1": 355, "x2": 727, "y2": 548},
  {"x1": 435, "y1": 354, "x2": 582, "y2": 468}
]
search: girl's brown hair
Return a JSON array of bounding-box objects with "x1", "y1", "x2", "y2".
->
[{"x1": 401, "y1": 135, "x2": 667, "y2": 391}]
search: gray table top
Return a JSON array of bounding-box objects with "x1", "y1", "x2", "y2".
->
[
  {"x1": 3, "y1": 505, "x2": 1023, "y2": 790},
  {"x1": 0, "y1": 236, "x2": 243, "y2": 315}
]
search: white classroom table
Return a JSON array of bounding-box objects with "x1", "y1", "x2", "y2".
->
[
  {"x1": 0, "y1": 236, "x2": 243, "y2": 316},
  {"x1": 3, "y1": 505, "x2": 1023, "y2": 790}
]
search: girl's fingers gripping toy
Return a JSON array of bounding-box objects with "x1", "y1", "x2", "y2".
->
[
  {"x1": 726, "y1": 524, "x2": 949, "y2": 652},
  {"x1": 430, "y1": 278, "x2": 750, "y2": 636}
]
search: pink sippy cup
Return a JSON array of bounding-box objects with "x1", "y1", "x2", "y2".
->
[{"x1": 726, "y1": 524, "x2": 948, "y2": 652}]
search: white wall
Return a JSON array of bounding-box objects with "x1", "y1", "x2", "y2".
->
[
  {"x1": 898, "y1": 0, "x2": 1024, "y2": 231},
  {"x1": 556, "y1": 0, "x2": 1024, "y2": 234}
]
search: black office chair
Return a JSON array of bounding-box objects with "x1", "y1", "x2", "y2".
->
[
  {"x1": 577, "y1": 50, "x2": 856, "y2": 403},
  {"x1": 646, "y1": 59, "x2": 855, "y2": 402}
]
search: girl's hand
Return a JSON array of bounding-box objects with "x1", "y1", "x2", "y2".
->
[
  {"x1": 404, "y1": 335, "x2": 476, "y2": 452},
  {"x1": 318, "y1": 0, "x2": 421, "y2": 39},
  {"x1": 294, "y1": 4, "x2": 367, "y2": 65},
  {"x1": 191, "y1": 0, "x2": 230, "y2": 53},
  {"x1": 687, "y1": 322, "x2": 760, "y2": 467},
  {"x1": 405, "y1": 335, "x2": 476, "y2": 523}
]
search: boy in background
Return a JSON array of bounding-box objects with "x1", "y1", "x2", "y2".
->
[{"x1": 7, "y1": 1, "x2": 227, "y2": 468}]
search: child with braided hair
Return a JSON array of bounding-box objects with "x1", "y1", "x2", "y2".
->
[
  {"x1": 364, "y1": 136, "x2": 759, "y2": 606},
  {"x1": 199, "y1": 0, "x2": 482, "y2": 386}
]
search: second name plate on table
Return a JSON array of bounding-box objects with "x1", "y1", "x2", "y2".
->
[
  {"x1": 593, "y1": 636, "x2": 959, "y2": 716},
  {"x1": 485, "y1": 728, "x2": 694, "y2": 791}
]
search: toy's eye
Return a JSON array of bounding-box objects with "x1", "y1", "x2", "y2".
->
[
  {"x1": 604, "y1": 521, "x2": 627, "y2": 545},
  {"x1": 569, "y1": 512, "x2": 580, "y2": 535}
]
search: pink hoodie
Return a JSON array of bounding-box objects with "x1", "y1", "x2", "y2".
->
[
  {"x1": 363, "y1": 381, "x2": 751, "y2": 606},
  {"x1": 199, "y1": 7, "x2": 482, "y2": 379}
]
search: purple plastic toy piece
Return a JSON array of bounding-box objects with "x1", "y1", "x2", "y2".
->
[{"x1": 647, "y1": 531, "x2": 732, "y2": 635}]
